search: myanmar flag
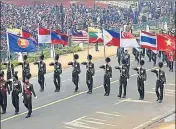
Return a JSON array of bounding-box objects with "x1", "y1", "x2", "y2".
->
[{"x1": 88, "y1": 27, "x2": 103, "y2": 43}]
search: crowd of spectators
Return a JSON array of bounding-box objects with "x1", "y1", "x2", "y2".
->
[{"x1": 0, "y1": 1, "x2": 175, "y2": 51}]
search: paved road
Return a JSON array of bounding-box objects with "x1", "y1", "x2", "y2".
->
[{"x1": 1, "y1": 56, "x2": 175, "y2": 129}]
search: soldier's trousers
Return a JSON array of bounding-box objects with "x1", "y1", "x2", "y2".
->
[
  {"x1": 119, "y1": 78, "x2": 127, "y2": 97},
  {"x1": 118, "y1": 57, "x2": 121, "y2": 65},
  {"x1": 104, "y1": 76, "x2": 110, "y2": 95},
  {"x1": 86, "y1": 73, "x2": 93, "y2": 92},
  {"x1": 169, "y1": 61, "x2": 174, "y2": 71},
  {"x1": 22, "y1": 73, "x2": 27, "y2": 83},
  {"x1": 54, "y1": 74, "x2": 61, "y2": 91},
  {"x1": 155, "y1": 81, "x2": 164, "y2": 100},
  {"x1": 152, "y1": 55, "x2": 156, "y2": 65},
  {"x1": 12, "y1": 91, "x2": 19, "y2": 113},
  {"x1": 23, "y1": 95, "x2": 32, "y2": 116},
  {"x1": 137, "y1": 80, "x2": 144, "y2": 99},
  {"x1": 142, "y1": 48, "x2": 145, "y2": 57},
  {"x1": 0, "y1": 91, "x2": 7, "y2": 113},
  {"x1": 72, "y1": 74, "x2": 79, "y2": 91},
  {"x1": 135, "y1": 54, "x2": 139, "y2": 63},
  {"x1": 147, "y1": 51, "x2": 151, "y2": 62},
  {"x1": 38, "y1": 74, "x2": 45, "y2": 90}
]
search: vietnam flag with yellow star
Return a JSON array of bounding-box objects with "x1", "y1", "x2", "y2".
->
[{"x1": 157, "y1": 34, "x2": 175, "y2": 52}]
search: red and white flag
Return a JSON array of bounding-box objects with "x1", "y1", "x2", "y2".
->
[
  {"x1": 120, "y1": 30, "x2": 139, "y2": 48},
  {"x1": 38, "y1": 27, "x2": 51, "y2": 43}
]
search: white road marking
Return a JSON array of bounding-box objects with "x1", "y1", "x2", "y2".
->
[
  {"x1": 114, "y1": 98, "x2": 131, "y2": 105},
  {"x1": 146, "y1": 91, "x2": 174, "y2": 97},
  {"x1": 82, "y1": 120, "x2": 116, "y2": 127},
  {"x1": 133, "y1": 116, "x2": 161, "y2": 129},
  {"x1": 65, "y1": 127, "x2": 76, "y2": 129},
  {"x1": 86, "y1": 118, "x2": 107, "y2": 122},
  {"x1": 125, "y1": 99, "x2": 152, "y2": 103},
  {"x1": 96, "y1": 112, "x2": 122, "y2": 117}
]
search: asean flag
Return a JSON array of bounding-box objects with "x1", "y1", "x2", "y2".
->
[
  {"x1": 157, "y1": 34, "x2": 175, "y2": 51},
  {"x1": 103, "y1": 29, "x2": 120, "y2": 46}
]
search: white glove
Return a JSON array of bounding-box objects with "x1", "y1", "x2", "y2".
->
[
  {"x1": 22, "y1": 96, "x2": 24, "y2": 99},
  {"x1": 35, "y1": 96, "x2": 37, "y2": 99},
  {"x1": 9, "y1": 79, "x2": 13, "y2": 81}
]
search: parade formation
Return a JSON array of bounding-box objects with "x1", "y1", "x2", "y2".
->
[{"x1": 0, "y1": 47, "x2": 174, "y2": 118}]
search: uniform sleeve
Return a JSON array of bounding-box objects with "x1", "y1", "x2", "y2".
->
[
  {"x1": 44, "y1": 63, "x2": 46, "y2": 74},
  {"x1": 99, "y1": 65, "x2": 105, "y2": 69},
  {"x1": 33, "y1": 61, "x2": 39, "y2": 65},
  {"x1": 19, "y1": 81, "x2": 22, "y2": 93},
  {"x1": 109, "y1": 66, "x2": 112, "y2": 78},
  {"x1": 31, "y1": 84, "x2": 36, "y2": 97},
  {"x1": 151, "y1": 69, "x2": 157, "y2": 74},
  {"x1": 163, "y1": 71, "x2": 166, "y2": 84},
  {"x1": 77, "y1": 63, "x2": 81, "y2": 74},
  {"x1": 5, "y1": 81, "x2": 10, "y2": 95},
  {"x1": 2, "y1": 62, "x2": 7, "y2": 66},
  {"x1": 59, "y1": 63, "x2": 62, "y2": 74},
  {"x1": 28, "y1": 63, "x2": 30, "y2": 73},
  {"x1": 133, "y1": 67, "x2": 138, "y2": 71},
  {"x1": 144, "y1": 69, "x2": 147, "y2": 81},
  {"x1": 18, "y1": 62, "x2": 23, "y2": 65},
  {"x1": 92, "y1": 64, "x2": 95, "y2": 76},
  {"x1": 68, "y1": 62, "x2": 73, "y2": 65},
  {"x1": 81, "y1": 62, "x2": 87, "y2": 65},
  {"x1": 49, "y1": 62, "x2": 54, "y2": 66},
  {"x1": 115, "y1": 66, "x2": 120, "y2": 70}
]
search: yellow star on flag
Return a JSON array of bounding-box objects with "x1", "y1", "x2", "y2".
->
[
  {"x1": 165, "y1": 39, "x2": 172, "y2": 46},
  {"x1": 106, "y1": 34, "x2": 110, "y2": 40}
]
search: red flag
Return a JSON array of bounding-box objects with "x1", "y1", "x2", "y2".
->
[{"x1": 157, "y1": 34, "x2": 175, "y2": 51}]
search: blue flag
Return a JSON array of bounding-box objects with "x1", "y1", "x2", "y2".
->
[{"x1": 8, "y1": 33, "x2": 37, "y2": 52}]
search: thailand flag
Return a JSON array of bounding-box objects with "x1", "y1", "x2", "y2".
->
[
  {"x1": 51, "y1": 31, "x2": 68, "y2": 46},
  {"x1": 38, "y1": 27, "x2": 51, "y2": 43},
  {"x1": 120, "y1": 30, "x2": 139, "y2": 48},
  {"x1": 140, "y1": 31, "x2": 157, "y2": 50},
  {"x1": 103, "y1": 29, "x2": 120, "y2": 46}
]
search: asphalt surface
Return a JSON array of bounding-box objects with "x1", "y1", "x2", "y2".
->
[{"x1": 1, "y1": 55, "x2": 175, "y2": 129}]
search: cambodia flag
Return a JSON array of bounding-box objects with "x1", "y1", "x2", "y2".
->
[
  {"x1": 103, "y1": 29, "x2": 120, "y2": 46},
  {"x1": 157, "y1": 34, "x2": 175, "y2": 51},
  {"x1": 51, "y1": 31, "x2": 68, "y2": 46}
]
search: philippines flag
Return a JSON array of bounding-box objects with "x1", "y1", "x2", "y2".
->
[
  {"x1": 103, "y1": 29, "x2": 120, "y2": 46},
  {"x1": 51, "y1": 31, "x2": 68, "y2": 46},
  {"x1": 140, "y1": 31, "x2": 156, "y2": 50},
  {"x1": 120, "y1": 31, "x2": 139, "y2": 48},
  {"x1": 38, "y1": 27, "x2": 51, "y2": 43}
]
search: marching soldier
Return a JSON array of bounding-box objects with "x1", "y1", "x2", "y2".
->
[
  {"x1": 151, "y1": 51, "x2": 157, "y2": 66},
  {"x1": 167, "y1": 51, "x2": 174, "y2": 72},
  {"x1": 49, "y1": 54, "x2": 62, "y2": 92},
  {"x1": 151, "y1": 62, "x2": 166, "y2": 103},
  {"x1": 18, "y1": 55, "x2": 30, "y2": 83},
  {"x1": 0, "y1": 72, "x2": 10, "y2": 114},
  {"x1": 11, "y1": 71, "x2": 22, "y2": 115},
  {"x1": 34, "y1": 55, "x2": 46, "y2": 92},
  {"x1": 115, "y1": 59, "x2": 129, "y2": 98},
  {"x1": 68, "y1": 54, "x2": 81, "y2": 92},
  {"x1": 133, "y1": 60, "x2": 147, "y2": 100},
  {"x1": 22, "y1": 73, "x2": 37, "y2": 118},
  {"x1": 117, "y1": 47, "x2": 124, "y2": 65},
  {"x1": 146, "y1": 49, "x2": 152, "y2": 62},
  {"x1": 99, "y1": 57, "x2": 112, "y2": 96},
  {"x1": 2, "y1": 61, "x2": 14, "y2": 91},
  {"x1": 81, "y1": 54, "x2": 95, "y2": 94},
  {"x1": 123, "y1": 50, "x2": 130, "y2": 74}
]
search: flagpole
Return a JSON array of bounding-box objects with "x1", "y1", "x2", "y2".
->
[
  {"x1": 102, "y1": 28, "x2": 106, "y2": 58},
  {"x1": 6, "y1": 30, "x2": 12, "y2": 81},
  {"x1": 37, "y1": 23, "x2": 40, "y2": 55},
  {"x1": 88, "y1": 25, "x2": 90, "y2": 55}
]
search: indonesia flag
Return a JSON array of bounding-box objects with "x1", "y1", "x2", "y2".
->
[
  {"x1": 120, "y1": 30, "x2": 139, "y2": 48},
  {"x1": 38, "y1": 27, "x2": 51, "y2": 43},
  {"x1": 103, "y1": 29, "x2": 120, "y2": 46},
  {"x1": 140, "y1": 31, "x2": 156, "y2": 50}
]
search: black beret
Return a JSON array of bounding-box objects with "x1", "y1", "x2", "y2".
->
[
  {"x1": 74, "y1": 54, "x2": 79, "y2": 60},
  {"x1": 26, "y1": 73, "x2": 31, "y2": 79},
  {"x1": 23, "y1": 55, "x2": 27, "y2": 60},
  {"x1": 122, "y1": 59, "x2": 126, "y2": 64},
  {"x1": 55, "y1": 54, "x2": 59, "y2": 60},
  {"x1": 140, "y1": 60, "x2": 145, "y2": 65},
  {"x1": 87, "y1": 54, "x2": 92, "y2": 60},
  {"x1": 40, "y1": 54, "x2": 44, "y2": 60},
  {"x1": 105, "y1": 57, "x2": 111, "y2": 63},
  {"x1": 158, "y1": 62, "x2": 163, "y2": 68}
]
